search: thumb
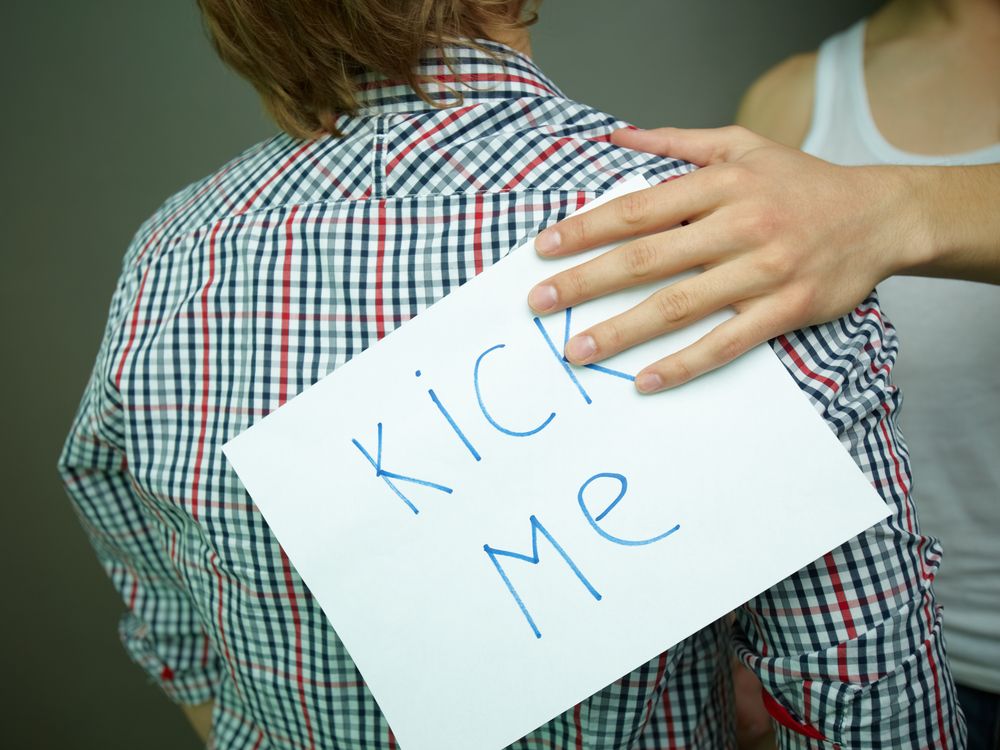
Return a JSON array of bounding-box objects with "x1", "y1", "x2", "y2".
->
[{"x1": 611, "y1": 126, "x2": 759, "y2": 166}]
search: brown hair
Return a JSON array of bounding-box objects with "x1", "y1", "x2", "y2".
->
[{"x1": 197, "y1": 0, "x2": 536, "y2": 139}]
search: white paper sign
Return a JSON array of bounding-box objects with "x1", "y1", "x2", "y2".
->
[{"x1": 224, "y1": 176, "x2": 889, "y2": 750}]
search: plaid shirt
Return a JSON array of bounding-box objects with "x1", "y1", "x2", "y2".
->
[{"x1": 60, "y1": 42, "x2": 964, "y2": 749}]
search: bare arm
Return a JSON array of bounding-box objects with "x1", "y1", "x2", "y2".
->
[
  {"x1": 735, "y1": 52, "x2": 817, "y2": 148},
  {"x1": 739, "y1": 49, "x2": 1000, "y2": 284},
  {"x1": 181, "y1": 701, "x2": 215, "y2": 745},
  {"x1": 901, "y1": 163, "x2": 1000, "y2": 283}
]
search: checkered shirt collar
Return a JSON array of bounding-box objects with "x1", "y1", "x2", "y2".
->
[{"x1": 354, "y1": 39, "x2": 566, "y2": 115}]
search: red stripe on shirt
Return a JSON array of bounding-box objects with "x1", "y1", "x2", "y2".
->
[
  {"x1": 500, "y1": 138, "x2": 574, "y2": 192},
  {"x1": 641, "y1": 650, "x2": 669, "y2": 729},
  {"x1": 274, "y1": 203, "x2": 316, "y2": 748},
  {"x1": 879, "y1": 402, "x2": 912, "y2": 522},
  {"x1": 375, "y1": 201, "x2": 388, "y2": 340},
  {"x1": 776, "y1": 334, "x2": 841, "y2": 393},
  {"x1": 385, "y1": 104, "x2": 477, "y2": 175},
  {"x1": 239, "y1": 141, "x2": 315, "y2": 215},
  {"x1": 822, "y1": 551, "x2": 858, "y2": 684},
  {"x1": 359, "y1": 72, "x2": 556, "y2": 97},
  {"x1": 472, "y1": 193, "x2": 485, "y2": 275},
  {"x1": 877, "y1": 400, "x2": 936, "y2": 642},
  {"x1": 927, "y1": 641, "x2": 949, "y2": 750},
  {"x1": 281, "y1": 549, "x2": 316, "y2": 749},
  {"x1": 762, "y1": 689, "x2": 828, "y2": 742},
  {"x1": 278, "y1": 206, "x2": 300, "y2": 404},
  {"x1": 189, "y1": 220, "x2": 224, "y2": 520}
]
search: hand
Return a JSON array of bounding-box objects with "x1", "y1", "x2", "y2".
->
[{"x1": 527, "y1": 126, "x2": 921, "y2": 393}]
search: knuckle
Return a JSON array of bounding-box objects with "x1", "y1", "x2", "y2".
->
[
  {"x1": 715, "y1": 333, "x2": 745, "y2": 364},
  {"x1": 743, "y1": 207, "x2": 780, "y2": 245},
  {"x1": 753, "y1": 247, "x2": 794, "y2": 279},
  {"x1": 563, "y1": 216, "x2": 591, "y2": 248},
  {"x1": 786, "y1": 287, "x2": 815, "y2": 320},
  {"x1": 600, "y1": 319, "x2": 626, "y2": 352},
  {"x1": 561, "y1": 267, "x2": 590, "y2": 301},
  {"x1": 667, "y1": 356, "x2": 694, "y2": 385},
  {"x1": 713, "y1": 163, "x2": 745, "y2": 192},
  {"x1": 654, "y1": 288, "x2": 692, "y2": 326},
  {"x1": 616, "y1": 191, "x2": 649, "y2": 226},
  {"x1": 622, "y1": 239, "x2": 659, "y2": 278}
]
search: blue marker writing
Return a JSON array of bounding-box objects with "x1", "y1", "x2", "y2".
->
[
  {"x1": 564, "y1": 308, "x2": 636, "y2": 383},
  {"x1": 351, "y1": 422, "x2": 454, "y2": 514},
  {"x1": 417, "y1": 369, "x2": 482, "y2": 462},
  {"x1": 474, "y1": 344, "x2": 556, "y2": 437},
  {"x1": 577, "y1": 472, "x2": 680, "y2": 546},
  {"x1": 533, "y1": 310, "x2": 591, "y2": 404},
  {"x1": 484, "y1": 514, "x2": 602, "y2": 639},
  {"x1": 533, "y1": 309, "x2": 636, "y2": 406}
]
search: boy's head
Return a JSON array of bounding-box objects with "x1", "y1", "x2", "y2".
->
[{"x1": 197, "y1": 0, "x2": 536, "y2": 139}]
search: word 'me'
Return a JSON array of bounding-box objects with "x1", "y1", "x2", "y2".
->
[{"x1": 350, "y1": 309, "x2": 680, "y2": 638}]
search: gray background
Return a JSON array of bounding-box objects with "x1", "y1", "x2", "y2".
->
[{"x1": 2, "y1": 1, "x2": 879, "y2": 747}]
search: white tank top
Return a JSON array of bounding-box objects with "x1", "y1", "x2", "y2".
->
[{"x1": 803, "y1": 19, "x2": 1000, "y2": 693}]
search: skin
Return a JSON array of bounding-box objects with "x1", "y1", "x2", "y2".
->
[
  {"x1": 182, "y1": 702, "x2": 213, "y2": 743},
  {"x1": 528, "y1": 0, "x2": 1000, "y2": 394}
]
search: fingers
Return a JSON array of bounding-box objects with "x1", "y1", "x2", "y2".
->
[
  {"x1": 632, "y1": 303, "x2": 778, "y2": 393},
  {"x1": 534, "y1": 167, "x2": 718, "y2": 257},
  {"x1": 560, "y1": 265, "x2": 763, "y2": 367},
  {"x1": 610, "y1": 126, "x2": 761, "y2": 166},
  {"x1": 528, "y1": 220, "x2": 723, "y2": 314}
]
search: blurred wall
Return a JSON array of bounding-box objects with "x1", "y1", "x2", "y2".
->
[{"x1": 1, "y1": 1, "x2": 878, "y2": 747}]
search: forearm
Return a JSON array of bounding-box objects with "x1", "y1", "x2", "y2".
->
[
  {"x1": 181, "y1": 700, "x2": 214, "y2": 744},
  {"x1": 885, "y1": 163, "x2": 1000, "y2": 284}
]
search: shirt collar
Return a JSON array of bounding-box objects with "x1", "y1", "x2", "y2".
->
[{"x1": 354, "y1": 40, "x2": 566, "y2": 115}]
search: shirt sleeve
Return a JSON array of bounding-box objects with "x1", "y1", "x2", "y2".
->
[
  {"x1": 731, "y1": 298, "x2": 964, "y2": 747},
  {"x1": 58, "y1": 281, "x2": 221, "y2": 706}
]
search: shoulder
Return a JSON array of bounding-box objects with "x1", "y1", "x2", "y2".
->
[
  {"x1": 122, "y1": 135, "x2": 289, "y2": 268},
  {"x1": 736, "y1": 52, "x2": 817, "y2": 148}
]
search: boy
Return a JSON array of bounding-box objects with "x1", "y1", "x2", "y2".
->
[{"x1": 60, "y1": 1, "x2": 962, "y2": 746}]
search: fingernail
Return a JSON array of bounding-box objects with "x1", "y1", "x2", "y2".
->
[
  {"x1": 527, "y1": 284, "x2": 558, "y2": 312},
  {"x1": 535, "y1": 229, "x2": 561, "y2": 255},
  {"x1": 635, "y1": 372, "x2": 663, "y2": 394},
  {"x1": 565, "y1": 335, "x2": 597, "y2": 362}
]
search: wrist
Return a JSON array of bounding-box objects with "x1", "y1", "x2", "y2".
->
[
  {"x1": 863, "y1": 165, "x2": 938, "y2": 278},
  {"x1": 879, "y1": 165, "x2": 1000, "y2": 281},
  {"x1": 895, "y1": 166, "x2": 945, "y2": 274},
  {"x1": 842, "y1": 164, "x2": 1000, "y2": 285}
]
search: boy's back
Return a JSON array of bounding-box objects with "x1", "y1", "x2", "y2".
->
[{"x1": 59, "y1": 40, "x2": 961, "y2": 750}]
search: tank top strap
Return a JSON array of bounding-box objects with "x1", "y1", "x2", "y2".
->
[{"x1": 801, "y1": 20, "x2": 871, "y2": 162}]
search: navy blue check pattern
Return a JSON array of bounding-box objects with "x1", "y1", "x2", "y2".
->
[{"x1": 60, "y1": 41, "x2": 964, "y2": 749}]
